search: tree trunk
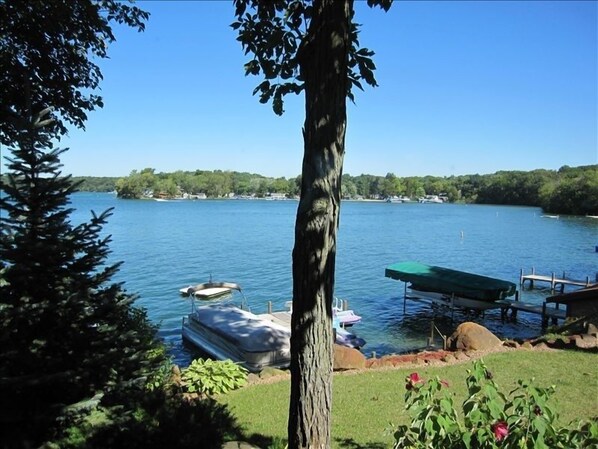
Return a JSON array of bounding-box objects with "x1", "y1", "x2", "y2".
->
[{"x1": 288, "y1": 1, "x2": 351, "y2": 448}]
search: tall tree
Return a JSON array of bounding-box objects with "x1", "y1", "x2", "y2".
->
[
  {"x1": 0, "y1": 109, "x2": 165, "y2": 447},
  {"x1": 0, "y1": 1, "x2": 163, "y2": 446},
  {"x1": 0, "y1": 0, "x2": 149, "y2": 145},
  {"x1": 232, "y1": 1, "x2": 392, "y2": 447}
]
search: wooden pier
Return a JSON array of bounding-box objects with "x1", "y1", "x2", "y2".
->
[
  {"x1": 496, "y1": 298, "x2": 566, "y2": 327},
  {"x1": 520, "y1": 268, "x2": 595, "y2": 292}
]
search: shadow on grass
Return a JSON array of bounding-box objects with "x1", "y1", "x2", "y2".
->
[
  {"x1": 242, "y1": 435, "x2": 388, "y2": 449},
  {"x1": 83, "y1": 392, "x2": 244, "y2": 449},
  {"x1": 245, "y1": 433, "x2": 288, "y2": 449},
  {"x1": 334, "y1": 437, "x2": 387, "y2": 449}
]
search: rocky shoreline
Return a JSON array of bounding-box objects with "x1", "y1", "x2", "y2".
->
[{"x1": 246, "y1": 321, "x2": 598, "y2": 385}]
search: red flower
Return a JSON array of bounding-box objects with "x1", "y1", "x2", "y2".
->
[
  {"x1": 405, "y1": 372, "x2": 423, "y2": 390},
  {"x1": 441, "y1": 380, "x2": 450, "y2": 388},
  {"x1": 408, "y1": 372, "x2": 422, "y2": 383},
  {"x1": 491, "y1": 421, "x2": 509, "y2": 442}
]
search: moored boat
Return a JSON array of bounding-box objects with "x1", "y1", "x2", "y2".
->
[
  {"x1": 385, "y1": 261, "x2": 517, "y2": 310},
  {"x1": 418, "y1": 195, "x2": 444, "y2": 204},
  {"x1": 179, "y1": 282, "x2": 232, "y2": 299},
  {"x1": 182, "y1": 282, "x2": 291, "y2": 372},
  {"x1": 182, "y1": 282, "x2": 366, "y2": 372}
]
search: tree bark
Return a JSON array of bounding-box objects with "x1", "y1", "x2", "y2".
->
[{"x1": 288, "y1": 1, "x2": 351, "y2": 448}]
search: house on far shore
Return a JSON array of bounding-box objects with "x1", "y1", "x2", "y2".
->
[{"x1": 186, "y1": 193, "x2": 207, "y2": 200}]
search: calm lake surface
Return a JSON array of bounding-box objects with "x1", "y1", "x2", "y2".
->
[{"x1": 69, "y1": 193, "x2": 598, "y2": 366}]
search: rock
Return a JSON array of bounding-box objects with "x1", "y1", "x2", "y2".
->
[
  {"x1": 587, "y1": 323, "x2": 598, "y2": 336},
  {"x1": 521, "y1": 341, "x2": 533, "y2": 349},
  {"x1": 453, "y1": 351, "x2": 470, "y2": 361},
  {"x1": 171, "y1": 364, "x2": 182, "y2": 386},
  {"x1": 333, "y1": 344, "x2": 366, "y2": 370},
  {"x1": 246, "y1": 373, "x2": 260, "y2": 384},
  {"x1": 503, "y1": 340, "x2": 519, "y2": 348},
  {"x1": 441, "y1": 353, "x2": 457, "y2": 363},
  {"x1": 447, "y1": 322, "x2": 502, "y2": 351},
  {"x1": 259, "y1": 367, "x2": 289, "y2": 379},
  {"x1": 365, "y1": 358, "x2": 381, "y2": 369},
  {"x1": 575, "y1": 334, "x2": 598, "y2": 349},
  {"x1": 222, "y1": 442, "x2": 261, "y2": 449}
]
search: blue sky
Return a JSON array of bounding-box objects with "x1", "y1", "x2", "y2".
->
[{"x1": 52, "y1": 1, "x2": 598, "y2": 178}]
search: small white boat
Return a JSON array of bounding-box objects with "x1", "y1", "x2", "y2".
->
[
  {"x1": 418, "y1": 195, "x2": 443, "y2": 204},
  {"x1": 278, "y1": 299, "x2": 365, "y2": 348},
  {"x1": 334, "y1": 309, "x2": 362, "y2": 327},
  {"x1": 179, "y1": 283, "x2": 232, "y2": 299},
  {"x1": 385, "y1": 196, "x2": 402, "y2": 203},
  {"x1": 333, "y1": 296, "x2": 362, "y2": 326},
  {"x1": 408, "y1": 287, "x2": 505, "y2": 310},
  {"x1": 542, "y1": 214, "x2": 560, "y2": 219}
]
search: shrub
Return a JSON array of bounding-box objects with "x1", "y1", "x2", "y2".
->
[
  {"x1": 393, "y1": 360, "x2": 598, "y2": 448},
  {"x1": 182, "y1": 359, "x2": 248, "y2": 396}
]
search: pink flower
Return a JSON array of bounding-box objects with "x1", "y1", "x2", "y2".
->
[
  {"x1": 408, "y1": 372, "x2": 422, "y2": 383},
  {"x1": 491, "y1": 421, "x2": 509, "y2": 442},
  {"x1": 440, "y1": 380, "x2": 450, "y2": 388},
  {"x1": 405, "y1": 372, "x2": 423, "y2": 390}
]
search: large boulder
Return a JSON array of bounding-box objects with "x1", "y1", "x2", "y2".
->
[
  {"x1": 333, "y1": 344, "x2": 366, "y2": 370},
  {"x1": 447, "y1": 322, "x2": 502, "y2": 351}
]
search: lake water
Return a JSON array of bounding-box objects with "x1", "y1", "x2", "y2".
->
[{"x1": 69, "y1": 193, "x2": 598, "y2": 366}]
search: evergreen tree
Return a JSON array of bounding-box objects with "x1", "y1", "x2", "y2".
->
[{"x1": 0, "y1": 109, "x2": 165, "y2": 447}]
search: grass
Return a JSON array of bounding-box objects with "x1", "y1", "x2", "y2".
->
[{"x1": 219, "y1": 349, "x2": 598, "y2": 448}]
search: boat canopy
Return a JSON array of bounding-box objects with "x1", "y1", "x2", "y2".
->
[{"x1": 385, "y1": 261, "x2": 517, "y2": 301}]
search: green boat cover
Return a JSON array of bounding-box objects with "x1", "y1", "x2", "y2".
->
[{"x1": 385, "y1": 261, "x2": 517, "y2": 302}]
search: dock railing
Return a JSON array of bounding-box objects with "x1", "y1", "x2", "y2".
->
[{"x1": 520, "y1": 268, "x2": 595, "y2": 292}]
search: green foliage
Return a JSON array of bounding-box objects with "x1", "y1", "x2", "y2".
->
[
  {"x1": 0, "y1": 0, "x2": 148, "y2": 145},
  {"x1": 113, "y1": 165, "x2": 598, "y2": 215},
  {"x1": 182, "y1": 359, "x2": 248, "y2": 396},
  {"x1": 114, "y1": 168, "x2": 299, "y2": 199},
  {"x1": 48, "y1": 389, "x2": 243, "y2": 449},
  {"x1": 71, "y1": 176, "x2": 119, "y2": 192},
  {"x1": 267, "y1": 437, "x2": 289, "y2": 449},
  {"x1": 393, "y1": 360, "x2": 598, "y2": 449},
  {"x1": 0, "y1": 110, "x2": 165, "y2": 446},
  {"x1": 144, "y1": 349, "x2": 174, "y2": 393},
  {"x1": 231, "y1": 0, "x2": 390, "y2": 115}
]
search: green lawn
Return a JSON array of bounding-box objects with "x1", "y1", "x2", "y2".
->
[{"x1": 220, "y1": 349, "x2": 598, "y2": 449}]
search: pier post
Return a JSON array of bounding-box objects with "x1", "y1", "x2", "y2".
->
[
  {"x1": 428, "y1": 321, "x2": 434, "y2": 347},
  {"x1": 267, "y1": 301, "x2": 272, "y2": 314}
]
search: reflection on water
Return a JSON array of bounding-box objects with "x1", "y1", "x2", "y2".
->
[{"x1": 69, "y1": 194, "x2": 598, "y2": 366}]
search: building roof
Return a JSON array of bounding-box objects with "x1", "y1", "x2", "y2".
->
[{"x1": 546, "y1": 285, "x2": 598, "y2": 304}]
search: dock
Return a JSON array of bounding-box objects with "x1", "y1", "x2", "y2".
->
[
  {"x1": 520, "y1": 268, "x2": 595, "y2": 292},
  {"x1": 496, "y1": 298, "x2": 566, "y2": 327},
  {"x1": 403, "y1": 288, "x2": 569, "y2": 328}
]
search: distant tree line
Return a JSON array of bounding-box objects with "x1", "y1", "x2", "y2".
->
[
  {"x1": 64, "y1": 164, "x2": 597, "y2": 215},
  {"x1": 72, "y1": 176, "x2": 120, "y2": 192}
]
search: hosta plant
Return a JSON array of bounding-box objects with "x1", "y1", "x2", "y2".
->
[
  {"x1": 393, "y1": 359, "x2": 598, "y2": 448},
  {"x1": 181, "y1": 359, "x2": 248, "y2": 396}
]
